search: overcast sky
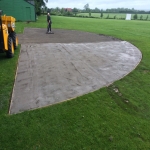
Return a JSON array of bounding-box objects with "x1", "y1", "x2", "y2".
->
[{"x1": 47, "y1": 0, "x2": 150, "y2": 10}]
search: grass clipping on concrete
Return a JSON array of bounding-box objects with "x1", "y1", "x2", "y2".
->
[{"x1": 0, "y1": 16, "x2": 150, "y2": 149}]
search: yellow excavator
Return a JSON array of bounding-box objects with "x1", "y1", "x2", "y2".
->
[{"x1": 0, "y1": 10, "x2": 18, "y2": 58}]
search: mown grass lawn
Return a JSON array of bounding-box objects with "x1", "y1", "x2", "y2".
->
[{"x1": 0, "y1": 16, "x2": 150, "y2": 149}]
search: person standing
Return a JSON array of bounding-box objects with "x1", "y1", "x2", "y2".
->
[{"x1": 47, "y1": 13, "x2": 52, "y2": 33}]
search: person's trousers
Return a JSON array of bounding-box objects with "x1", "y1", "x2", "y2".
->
[{"x1": 47, "y1": 23, "x2": 51, "y2": 32}]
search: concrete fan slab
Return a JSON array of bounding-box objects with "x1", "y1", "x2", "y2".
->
[{"x1": 10, "y1": 41, "x2": 142, "y2": 114}]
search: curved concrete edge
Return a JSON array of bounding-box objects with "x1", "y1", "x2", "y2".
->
[
  {"x1": 106, "y1": 42, "x2": 142, "y2": 87},
  {"x1": 9, "y1": 41, "x2": 142, "y2": 114}
]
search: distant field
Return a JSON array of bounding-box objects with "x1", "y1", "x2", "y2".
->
[{"x1": 77, "y1": 13, "x2": 150, "y2": 20}]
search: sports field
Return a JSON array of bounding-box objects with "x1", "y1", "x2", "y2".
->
[{"x1": 0, "y1": 16, "x2": 150, "y2": 149}]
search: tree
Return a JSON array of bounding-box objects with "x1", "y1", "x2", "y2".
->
[
  {"x1": 146, "y1": 15, "x2": 148, "y2": 20},
  {"x1": 55, "y1": 7, "x2": 60, "y2": 13},
  {"x1": 94, "y1": 7, "x2": 100, "y2": 13},
  {"x1": 84, "y1": 3, "x2": 89, "y2": 11},
  {"x1": 89, "y1": 10, "x2": 91, "y2": 17},
  {"x1": 100, "y1": 10, "x2": 103, "y2": 18},
  {"x1": 133, "y1": 14, "x2": 138, "y2": 20},
  {"x1": 34, "y1": 0, "x2": 48, "y2": 15},
  {"x1": 106, "y1": 14, "x2": 109, "y2": 19},
  {"x1": 60, "y1": 8, "x2": 65, "y2": 15},
  {"x1": 47, "y1": 8, "x2": 50, "y2": 13},
  {"x1": 72, "y1": 8, "x2": 78, "y2": 16},
  {"x1": 44, "y1": 6, "x2": 47, "y2": 12},
  {"x1": 140, "y1": 15, "x2": 143, "y2": 20},
  {"x1": 42, "y1": 7, "x2": 44, "y2": 15}
]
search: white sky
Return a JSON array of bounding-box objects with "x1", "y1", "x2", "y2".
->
[{"x1": 46, "y1": 0, "x2": 150, "y2": 10}]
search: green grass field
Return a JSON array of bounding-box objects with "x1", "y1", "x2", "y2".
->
[
  {"x1": 77, "y1": 13, "x2": 150, "y2": 20},
  {"x1": 0, "y1": 16, "x2": 150, "y2": 149}
]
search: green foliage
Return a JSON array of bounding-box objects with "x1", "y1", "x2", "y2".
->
[
  {"x1": 105, "y1": 7, "x2": 148, "y2": 14},
  {"x1": 93, "y1": 7, "x2": 100, "y2": 13},
  {"x1": 89, "y1": 10, "x2": 91, "y2": 17},
  {"x1": 106, "y1": 14, "x2": 109, "y2": 19},
  {"x1": 100, "y1": 12, "x2": 103, "y2": 18},
  {"x1": 77, "y1": 13, "x2": 150, "y2": 20},
  {"x1": 44, "y1": 6, "x2": 47, "y2": 12},
  {"x1": 72, "y1": 8, "x2": 78, "y2": 16},
  {"x1": 146, "y1": 15, "x2": 149, "y2": 20},
  {"x1": 60, "y1": 8, "x2": 65, "y2": 14},
  {"x1": 84, "y1": 3, "x2": 89, "y2": 11},
  {"x1": 140, "y1": 15, "x2": 143, "y2": 20},
  {"x1": 34, "y1": 0, "x2": 48, "y2": 15},
  {"x1": 62, "y1": 11, "x2": 73, "y2": 16},
  {"x1": 133, "y1": 14, "x2": 138, "y2": 20}
]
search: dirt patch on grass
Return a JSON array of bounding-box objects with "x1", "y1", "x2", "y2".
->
[{"x1": 18, "y1": 28, "x2": 121, "y2": 44}]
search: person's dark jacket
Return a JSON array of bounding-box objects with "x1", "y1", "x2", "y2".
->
[{"x1": 47, "y1": 15, "x2": 52, "y2": 24}]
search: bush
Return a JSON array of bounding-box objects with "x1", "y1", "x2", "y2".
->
[
  {"x1": 50, "y1": 12, "x2": 57, "y2": 15},
  {"x1": 106, "y1": 14, "x2": 109, "y2": 19},
  {"x1": 89, "y1": 12, "x2": 91, "y2": 17},
  {"x1": 89, "y1": 16, "x2": 95, "y2": 18},
  {"x1": 78, "y1": 15, "x2": 83, "y2": 17},
  {"x1": 36, "y1": 8, "x2": 41, "y2": 16},
  {"x1": 62, "y1": 11, "x2": 73, "y2": 16},
  {"x1": 140, "y1": 15, "x2": 143, "y2": 20},
  {"x1": 100, "y1": 12, "x2": 103, "y2": 18},
  {"x1": 133, "y1": 14, "x2": 138, "y2": 20}
]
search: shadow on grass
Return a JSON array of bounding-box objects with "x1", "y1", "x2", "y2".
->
[{"x1": 0, "y1": 52, "x2": 8, "y2": 60}]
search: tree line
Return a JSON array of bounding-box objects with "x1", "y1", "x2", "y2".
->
[
  {"x1": 90, "y1": 8, "x2": 150, "y2": 14},
  {"x1": 45, "y1": 7, "x2": 150, "y2": 16},
  {"x1": 33, "y1": 1, "x2": 150, "y2": 16}
]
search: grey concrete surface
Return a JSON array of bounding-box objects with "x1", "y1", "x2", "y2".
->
[
  {"x1": 10, "y1": 41, "x2": 142, "y2": 114},
  {"x1": 9, "y1": 28, "x2": 142, "y2": 114},
  {"x1": 17, "y1": 28, "x2": 121, "y2": 44}
]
